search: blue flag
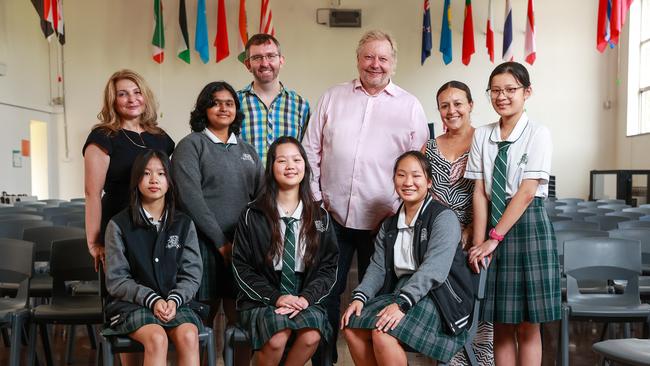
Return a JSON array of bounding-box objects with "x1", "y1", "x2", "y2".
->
[
  {"x1": 439, "y1": 0, "x2": 452, "y2": 65},
  {"x1": 195, "y1": 0, "x2": 210, "y2": 63},
  {"x1": 421, "y1": 0, "x2": 432, "y2": 65}
]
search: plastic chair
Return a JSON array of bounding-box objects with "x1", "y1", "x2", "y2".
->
[
  {"x1": 642, "y1": 216, "x2": 650, "y2": 222},
  {"x1": 553, "y1": 220, "x2": 600, "y2": 231},
  {"x1": 0, "y1": 219, "x2": 53, "y2": 240},
  {"x1": 557, "y1": 212, "x2": 596, "y2": 222},
  {"x1": 585, "y1": 216, "x2": 633, "y2": 231},
  {"x1": 37, "y1": 199, "x2": 66, "y2": 206},
  {"x1": 556, "y1": 198, "x2": 584, "y2": 205},
  {"x1": 608, "y1": 211, "x2": 646, "y2": 220},
  {"x1": 579, "y1": 208, "x2": 616, "y2": 215},
  {"x1": 592, "y1": 338, "x2": 650, "y2": 366},
  {"x1": 597, "y1": 199, "x2": 627, "y2": 204},
  {"x1": 49, "y1": 212, "x2": 85, "y2": 226},
  {"x1": 560, "y1": 238, "x2": 650, "y2": 366},
  {"x1": 557, "y1": 205, "x2": 580, "y2": 213},
  {"x1": 0, "y1": 239, "x2": 33, "y2": 366},
  {"x1": 0, "y1": 214, "x2": 43, "y2": 222},
  {"x1": 609, "y1": 228, "x2": 650, "y2": 275},
  {"x1": 599, "y1": 203, "x2": 631, "y2": 211},
  {"x1": 577, "y1": 201, "x2": 601, "y2": 208},
  {"x1": 555, "y1": 229, "x2": 609, "y2": 266},
  {"x1": 41, "y1": 206, "x2": 84, "y2": 221},
  {"x1": 0, "y1": 207, "x2": 38, "y2": 214},
  {"x1": 624, "y1": 207, "x2": 650, "y2": 215},
  {"x1": 70, "y1": 198, "x2": 86, "y2": 203},
  {"x1": 619, "y1": 221, "x2": 650, "y2": 229},
  {"x1": 26, "y1": 238, "x2": 103, "y2": 366}
]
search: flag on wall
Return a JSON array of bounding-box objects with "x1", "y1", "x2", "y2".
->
[
  {"x1": 30, "y1": 0, "x2": 54, "y2": 40},
  {"x1": 238, "y1": 0, "x2": 249, "y2": 63},
  {"x1": 152, "y1": 0, "x2": 165, "y2": 63},
  {"x1": 215, "y1": 0, "x2": 230, "y2": 62},
  {"x1": 462, "y1": 0, "x2": 475, "y2": 65},
  {"x1": 524, "y1": 0, "x2": 536, "y2": 64},
  {"x1": 196, "y1": 0, "x2": 210, "y2": 63},
  {"x1": 439, "y1": 0, "x2": 452, "y2": 65},
  {"x1": 610, "y1": 0, "x2": 634, "y2": 46},
  {"x1": 54, "y1": 0, "x2": 64, "y2": 44},
  {"x1": 260, "y1": 0, "x2": 275, "y2": 35},
  {"x1": 486, "y1": 0, "x2": 494, "y2": 62},
  {"x1": 502, "y1": 0, "x2": 513, "y2": 61},
  {"x1": 421, "y1": 0, "x2": 432, "y2": 65},
  {"x1": 177, "y1": 0, "x2": 190, "y2": 63},
  {"x1": 597, "y1": 0, "x2": 633, "y2": 52}
]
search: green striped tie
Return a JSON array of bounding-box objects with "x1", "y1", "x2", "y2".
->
[
  {"x1": 491, "y1": 141, "x2": 513, "y2": 227},
  {"x1": 280, "y1": 217, "x2": 299, "y2": 295}
]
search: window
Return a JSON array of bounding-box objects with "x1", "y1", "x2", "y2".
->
[
  {"x1": 640, "y1": 0, "x2": 650, "y2": 133},
  {"x1": 628, "y1": 0, "x2": 650, "y2": 135}
]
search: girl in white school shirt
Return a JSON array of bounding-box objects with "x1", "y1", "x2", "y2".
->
[{"x1": 464, "y1": 61, "x2": 560, "y2": 365}]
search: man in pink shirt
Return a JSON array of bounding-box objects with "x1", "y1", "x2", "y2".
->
[{"x1": 302, "y1": 30, "x2": 429, "y2": 363}]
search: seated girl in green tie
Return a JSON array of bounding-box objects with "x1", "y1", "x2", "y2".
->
[{"x1": 232, "y1": 136, "x2": 339, "y2": 366}]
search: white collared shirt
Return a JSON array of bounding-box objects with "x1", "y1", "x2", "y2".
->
[
  {"x1": 273, "y1": 201, "x2": 307, "y2": 272},
  {"x1": 203, "y1": 129, "x2": 238, "y2": 145},
  {"x1": 464, "y1": 112, "x2": 552, "y2": 199},
  {"x1": 141, "y1": 207, "x2": 165, "y2": 232},
  {"x1": 393, "y1": 201, "x2": 424, "y2": 277}
]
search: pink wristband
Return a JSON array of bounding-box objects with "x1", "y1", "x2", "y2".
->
[{"x1": 489, "y1": 228, "x2": 505, "y2": 242}]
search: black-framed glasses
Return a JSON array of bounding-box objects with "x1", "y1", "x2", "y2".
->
[
  {"x1": 247, "y1": 53, "x2": 280, "y2": 63},
  {"x1": 486, "y1": 86, "x2": 525, "y2": 99}
]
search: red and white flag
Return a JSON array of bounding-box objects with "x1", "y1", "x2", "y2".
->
[
  {"x1": 237, "y1": 0, "x2": 249, "y2": 63},
  {"x1": 215, "y1": 0, "x2": 230, "y2": 62},
  {"x1": 486, "y1": 0, "x2": 494, "y2": 62},
  {"x1": 260, "y1": 0, "x2": 275, "y2": 35},
  {"x1": 524, "y1": 0, "x2": 535, "y2": 64}
]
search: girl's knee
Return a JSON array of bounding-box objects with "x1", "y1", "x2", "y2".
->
[
  {"x1": 143, "y1": 328, "x2": 168, "y2": 352},
  {"x1": 298, "y1": 329, "x2": 321, "y2": 348},
  {"x1": 371, "y1": 329, "x2": 399, "y2": 348},
  {"x1": 265, "y1": 329, "x2": 291, "y2": 351},
  {"x1": 516, "y1": 322, "x2": 540, "y2": 340},
  {"x1": 176, "y1": 326, "x2": 199, "y2": 349}
]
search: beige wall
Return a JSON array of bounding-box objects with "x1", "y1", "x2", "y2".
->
[{"x1": 1, "y1": 0, "x2": 626, "y2": 199}]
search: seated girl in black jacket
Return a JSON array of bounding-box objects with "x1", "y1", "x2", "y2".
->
[
  {"x1": 341, "y1": 151, "x2": 476, "y2": 365},
  {"x1": 232, "y1": 136, "x2": 338, "y2": 366},
  {"x1": 103, "y1": 149, "x2": 203, "y2": 365}
]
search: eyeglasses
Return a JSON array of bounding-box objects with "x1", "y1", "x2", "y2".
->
[
  {"x1": 211, "y1": 99, "x2": 235, "y2": 108},
  {"x1": 247, "y1": 53, "x2": 280, "y2": 63},
  {"x1": 486, "y1": 86, "x2": 525, "y2": 99}
]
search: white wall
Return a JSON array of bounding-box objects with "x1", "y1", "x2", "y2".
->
[{"x1": 2, "y1": 0, "x2": 622, "y2": 199}]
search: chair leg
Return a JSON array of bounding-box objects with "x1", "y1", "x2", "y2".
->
[
  {"x1": 9, "y1": 314, "x2": 23, "y2": 366},
  {"x1": 65, "y1": 325, "x2": 76, "y2": 365},
  {"x1": 207, "y1": 328, "x2": 216, "y2": 366},
  {"x1": 561, "y1": 305, "x2": 570, "y2": 366},
  {"x1": 27, "y1": 322, "x2": 37, "y2": 366},
  {"x1": 464, "y1": 342, "x2": 478, "y2": 366},
  {"x1": 224, "y1": 326, "x2": 235, "y2": 366},
  {"x1": 101, "y1": 335, "x2": 115, "y2": 366},
  {"x1": 87, "y1": 324, "x2": 98, "y2": 349},
  {"x1": 2, "y1": 328, "x2": 10, "y2": 347},
  {"x1": 39, "y1": 324, "x2": 54, "y2": 366}
]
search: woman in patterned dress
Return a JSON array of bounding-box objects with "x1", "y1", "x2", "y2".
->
[
  {"x1": 422, "y1": 81, "x2": 493, "y2": 365},
  {"x1": 466, "y1": 62, "x2": 560, "y2": 365},
  {"x1": 341, "y1": 151, "x2": 473, "y2": 365}
]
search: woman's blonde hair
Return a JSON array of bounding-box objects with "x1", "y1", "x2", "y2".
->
[{"x1": 95, "y1": 69, "x2": 163, "y2": 134}]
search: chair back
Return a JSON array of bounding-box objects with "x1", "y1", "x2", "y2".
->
[
  {"x1": 578, "y1": 208, "x2": 615, "y2": 215},
  {"x1": 553, "y1": 220, "x2": 600, "y2": 231},
  {"x1": 623, "y1": 207, "x2": 650, "y2": 215},
  {"x1": 618, "y1": 220, "x2": 650, "y2": 229},
  {"x1": 577, "y1": 201, "x2": 601, "y2": 208},
  {"x1": 0, "y1": 214, "x2": 43, "y2": 221},
  {"x1": 557, "y1": 205, "x2": 580, "y2": 213},
  {"x1": 558, "y1": 212, "x2": 596, "y2": 222},
  {"x1": 585, "y1": 215, "x2": 632, "y2": 231},
  {"x1": 609, "y1": 228, "x2": 650, "y2": 266},
  {"x1": 50, "y1": 238, "x2": 97, "y2": 299},
  {"x1": 23, "y1": 226, "x2": 85, "y2": 261},
  {"x1": 597, "y1": 199, "x2": 627, "y2": 204},
  {"x1": 38, "y1": 199, "x2": 67, "y2": 206},
  {"x1": 50, "y1": 212, "x2": 85, "y2": 226},
  {"x1": 642, "y1": 215, "x2": 650, "y2": 222},
  {"x1": 606, "y1": 212, "x2": 645, "y2": 220},
  {"x1": 555, "y1": 229, "x2": 609, "y2": 259},
  {"x1": 0, "y1": 207, "x2": 38, "y2": 214},
  {"x1": 549, "y1": 216, "x2": 571, "y2": 223},
  {"x1": 0, "y1": 239, "x2": 34, "y2": 304},
  {"x1": 42, "y1": 206, "x2": 84, "y2": 220},
  {"x1": 557, "y1": 198, "x2": 584, "y2": 205},
  {"x1": 0, "y1": 219, "x2": 53, "y2": 240},
  {"x1": 598, "y1": 204, "x2": 630, "y2": 211},
  {"x1": 564, "y1": 238, "x2": 641, "y2": 306}
]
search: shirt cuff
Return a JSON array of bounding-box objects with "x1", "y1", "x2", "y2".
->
[
  {"x1": 167, "y1": 291, "x2": 183, "y2": 308},
  {"x1": 352, "y1": 291, "x2": 368, "y2": 304},
  {"x1": 144, "y1": 291, "x2": 163, "y2": 311}
]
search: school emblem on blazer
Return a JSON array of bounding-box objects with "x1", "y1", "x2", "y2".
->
[
  {"x1": 420, "y1": 228, "x2": 428, "y2": 242},
  {"x1": 315, "y1": 220, "x2": 326, "y2": 232},
  {"x1": 241, "y1": 153, "x2": 255, "y2": 164},
  {"x1": 166, "y1": 235, "x2": 180, "y2": 249}
]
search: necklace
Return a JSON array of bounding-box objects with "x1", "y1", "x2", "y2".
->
[{"x1": 121, "y1": 129, "x2": 147, "y2": 148}]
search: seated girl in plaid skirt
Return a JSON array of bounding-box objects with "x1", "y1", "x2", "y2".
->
[
  {"x1": 232, "y1": 136, "x2": 339, "y2": 366},
  {"x1": 103, "y1": 149, "x2": 204, "y2": 365},
  {"x1": 342, "y1": 151, "x2": 475, "y2": 365}
]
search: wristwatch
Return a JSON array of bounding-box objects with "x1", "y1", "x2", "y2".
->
[{"x1": 396, "y1": 296, "x2": 411, "y2": 313}]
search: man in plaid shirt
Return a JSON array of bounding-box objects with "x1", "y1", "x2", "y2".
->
[{"x1": 238, "y1": 34, "x2": 310, "y2": 164}]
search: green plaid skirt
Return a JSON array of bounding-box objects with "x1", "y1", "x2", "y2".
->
[
  {"x1": 101, "y1": 306, "x2": 204, "y2": 336},
  {"x1": 346, "y1": 277, "x2": 468, "y2": 363},
  {"x1": 482, "y1": 198, "x2": 561, "y2": 324},
  {"x1": 240, "y1": 305, "x2": 332, "y2": 350}
]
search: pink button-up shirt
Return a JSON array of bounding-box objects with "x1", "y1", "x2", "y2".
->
[{"x1": 303, "y1": 79, "x2": 429, "y2": 230}]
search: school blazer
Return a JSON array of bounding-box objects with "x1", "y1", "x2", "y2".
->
[{"x1": 232, "y1": 202, "x2": 339, "y2": 311}]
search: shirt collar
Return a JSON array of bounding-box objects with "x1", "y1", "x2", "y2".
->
[
  {"x1": 140, "y1": 206, "x2": 165, "y2": 229},
  {"x1": 242, "y1": 82, "x2": 287, "y2": 97},
  {"x1": 277, "y1": 200, "x2": 303, "y2": 221},
  {"x1": 353, "y1": 78, "x2": 397, "y2": 97},
  {"x1": 203, "y1": 128, "x2": 238, "y2": 144},
  {"x1": 489, "y1": 111, "x2": 529, "y2": 143},
  {"x1": 396, "y1": 200, "x2": 425, "y2": 229}
]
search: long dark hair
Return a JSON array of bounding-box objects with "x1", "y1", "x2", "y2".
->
[
  {"x1": 257, "y1": 136, "x2": 320, "y2": 268},
  {"x1": 129, "y1": 149, "x2": 176, "y2": 230},
  {"x1": 488, "y1": 61, "x2": 531, "y2": 89},
  {"x1": 189, "y1": 81, "x2": 244, "y2": 136}
]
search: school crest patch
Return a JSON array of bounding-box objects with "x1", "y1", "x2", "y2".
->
[
  {"x1": 315, "y1": 220, "x2": 326, "y2": 232},
  {"x1": 420, "y1": 228, "x2": 428, "y2": 242},
  {"x1": 166, "y1": 235, "x2": 180, "y2": 249},
  {"x1": 241, "y1": 153, "x2": 255, "y2": 164}
]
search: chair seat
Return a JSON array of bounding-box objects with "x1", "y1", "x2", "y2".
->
[
  {"x1": 593, "y1": 338, "x2": 650, "y2": 366},
  {"x1": 29, "y1": 274, "x2": 53, "y2": 297},
  {"x1": 569, "y1": 302, "x2": 650, "y2": 318},
  {"x1": 0, "y1": 298, "x2": 28, "y2": 320},
  {"x1": 32, "y1": 296, "x2": 103, "y2": 323}
]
